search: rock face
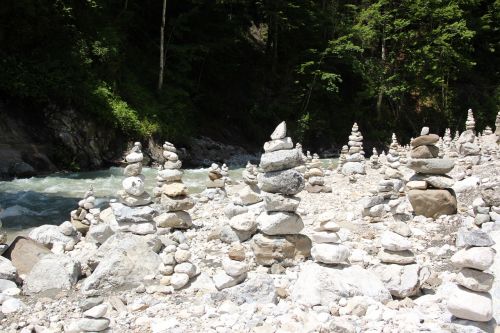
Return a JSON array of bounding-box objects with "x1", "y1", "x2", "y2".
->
[
  {"x1": 447, "y1": 229, "x2": 494, "y2": 322},
  {"x1": 407, "y1": 128, "x2": 457, "y2": 218},
  {"x1": 252, "y1": 122, "x2": 311, "y2": 266},
  {"x1": 341, "y1": 123, "x2": 366, "y2": 176}
]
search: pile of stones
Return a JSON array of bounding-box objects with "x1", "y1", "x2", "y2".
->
[
  {"x1": 407, "y1": 128, "x2": 457, "y2": 218},
  {"x1": 69, "y1": 186, "x2": 99, "y2": 235},
  {"x1": 0, "y1": 215, "x2": 7, "y2": 255},
  {"x1": 336, "y1": 145, "x2": 348, "y2": 173},
  {"x1": 213, "y1": 243, "x2": 248, "y2": 290},
  {"x1": 294, "y1": 143, "x2": 307, "y2": 174},
  {"x1": 153, "y1": 142, "x2": 194, "y2": 231},
  {"x1": 447, "y1": 228, "x2": 495, "y2": 322},
  {"x1": 310, "y1": 212, "x2": 350, "y2": 265},
  {"x1": 221, "y1": 162, "x2": 262, "y2": 243},
  {"x1": 204, "y1": 163, "x2": 226, "y2": 199},
  {"x1": 458, "y1": 109, "x2": 481, "y2": 165},
  {"x1": 117, "y1": 142, "x2": 152, "y2": 207},
  {"x1": 370, "y1": 148, "x2": 381, "y2": 169},
  {"x1": 383, "y1": 133, "x2": 404, "y2": 195},
  {"x1": 304, "y1": 153, "x2": 331, "y2": 193},
  {"x1": 341, "y1": 123, "x2": 366, "y2": 176},
  {"x1": 472, "y1": 180, "x2": 500, "y2": 229},
  {"x1": 158, "y1": 242, "x2": 198, "y2": 290},
  {"x1": 251, "y1": 122, "x2": 312, "y2": 267},
  {"x1": 496, "y1": 111, "x2": 500, "y2": 138},
  {"x1": 73, "y1": 301, "x2": 110, "y2": 332},
  {"x1": 221, "y1": 163, "x2": 232, "y2": 184}
]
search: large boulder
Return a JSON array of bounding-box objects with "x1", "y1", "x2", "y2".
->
[
  {"x1": 81, "y1": 233, "x2": 161, "y2": 293},
  {"x1": 258, "y1": 169, "x2": 305, "y2": 195},
  {"x1": 407, "y1": 189, "x2": 457, "y2": 218},
  {"x1": 291, "y1": 261, "x2": 391, "y2": 307},
  {"x1": 23, "y1": 254, "x2": 80, "y2": 294},
  {"x1": 2, "y1": 236, "x2": 51, "y2": 276},
  {"x1": 251, "y1": 233, "x2": 311, "y2": 266}
]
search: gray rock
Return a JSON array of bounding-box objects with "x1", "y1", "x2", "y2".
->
[
  {"x1": 372, "y1": 264, "x2": 421, "y2": 298},
  {"x1": 410, "y1": 145, "x2": 439, "y2": 159},
  {"x1": 263, "y1": 137, "x2": 294, "y2": 152},
  {"x1": 451, "y1": 247, "x2": 495, "y2": 271},
  {"x1": 213, "y1": 273, "x2": 277, "y2": 305},
  {"x1": 262, "y1": 193, "x2": 301, "y2": 212},
  {"x1": 23, "y1": 254, "x2": 80, "y2": 294},
  {"x1": 360, "y1": 195, "x2": 384, "y2": 209},
  {"x1": 2, "y1": 236, "x2": 51, "y2": 276},
  {"x1": 86, "y1": 224, "x2": 114, "y2": 245},
  {"x1": 390, "y1": 222, "x2": 412, "y2": 237},
  {"x1": 28, "y1": 224, "x2": 80, "y2": 247},
  {"x1": 341, "y1": 162, "x2": 366, "y2": 175},
  {"x1": 257, "y1": 211, "x2": 304, "y2": 235},
  {"x1": 270, "y1": 121, "x2": 287, "y2": 140},
  {"x1": 259, "y1": 148, "x2": 302, "y2": 172},
  {"x1": 460, "y1": 142, "x2": 481, "y2": 156},
  {"x1": 213, "y1": 271, "x2": 247, "y2": 290},
  {"x1": 224, "y1": 203, "x2": 248, "y2": 219},
  {"x1": 251, "y1": 233, "x2": 311, "y2": 266},
  {"x1": 311, "y1": 244, "x2": 350, "y2": 264},
  {"x1": 411, "y1": 174, "x2": 455, "y2": 189},
  {"x1": 159, "y1": 195, "x2": 195, "y2": 211},
  {"x1": 380, "y1": 231, "x2": 412, "y2": 251},
  {"x1": 456, "y1": 268, "x2": 494, "y2": 292},
  {"x1": 78, "y1": 318, "x2": 110, "y2": 332},
  {"x1": 258, "y1": 169, "x2": 305, "y2": 195},
  {"x1": 411, "y1": 134, "x2": 439, "y2": 147},
  {"x1": 154, "y1": 211, "x2": 192, "y2": 229},
  {"x1": 80, "y1": 297, "x2": 104, "y2": 311},
  {"x1": 110, "y1": 203, "x2": 155, "y2": 224},
  {"x1": 481, "y1": 185, "x2": 500, "y2": 207},
  {"x1": 0, "y1": 279, "x2": 17, "y2": 292},
  {"x1": 456, "y1": 228, "x2": 494, "y2": 248},
  {"x1": 378, "y1": 249, "x2": 415, "y2": 264},
  {"x1": 408, "y1": 158, "x2": 455, "y2": 174}
]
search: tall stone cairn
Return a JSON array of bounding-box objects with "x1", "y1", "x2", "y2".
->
[
  {"x1": 341, "y1": 122, "x2": 366, "y2": 175},
  {"x1": 336, "y1": 145, "x2": 348, "y2": 173},
  {"x1": 447, "y1": 228, "x2": 495, "y2": 322},
  {"x1": 458, "y1": 109, "x2": 481, "y2": 165},
  {"x1": 251, "y1": 121, "x2": 312, "y2": 266},
  {"x1": 152, "y1": 141, "x2": 194, "y2": 230},
  {"x1": 383, "y1": 133, "x2": 404, "y2": 197},
  {"x1": 407, "y1": 127, "x2": 457, "y2": 218},
  {"x1": 117, "y1": 142, "x2": 152, "y2": 207}
]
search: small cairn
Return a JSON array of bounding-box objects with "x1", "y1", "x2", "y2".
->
[
  {"x1": 443, "y1": 128, "x2": 452, "y2": 153},
  {"x1": 204, "y1": 163, "x2": 226, "y2": 200},
  {"x1": 341, "y1": 123, "x2": 366, "y2": 175},
  {"x1": 213, "y1": 243, "x2": 248, "y2": 290},
  {"x1": 398, "y1": 145, "x2": 408, "y2": 165},
  {"x1": 407, "y1": 127, "x2": 457, "y2": 218},
  {"x1": 447, "y1": 228, "x2": 495, "y2": 322},
  {"x1": 158, "y1": 242, "x2": 198, "y2": 290},
  {"x1": 304, "y1": 153, "x2": 332, "y2": 193},
  {"x1": 310, "y1": 212, "x2": 350, "y2": 265},
  {"x1": 472, "y1": 180, "x2": 500, "y2": 228},
  {"x1": 382, "y1": 133, "x2": 404, "y2": 198},
  {"x1": 71, "y1": 186, "x2": 100, "y2": 234},
  {"x1": 294, "y1": 143, "x2": 307, "y2": 173},
  {"x1": 0, "y1": 214, "x2": 7, "y2": 255},
  {"x1": 370, "y1": 148, "x2": 381, "y2": 169},
  {"x1": 458, "y1": 109, "x2": 481, "y2": 164},
  {"x1": 74, "y1": 302, "x2": 110, "y2": 332},
  {"x1": 336, "y1": 145, "x2": 348, "y2": 173},
  {"x1": 251, "y1": 121, "x2": 312, "y2": 267},
  {"x1": 153, "y1": 142, "x2": 194, "y2": 231},
  {"x1": 221, "y1": 162, "x2": 261, "y2": 243},
  {"x1": 495, "y1": 111, "x2": 500, "y2": 138},
  {"x1": 221, "y1": 163, "x2": 232, "y2": 184},
  {"x1": 117, "y1": 142, "x2": 152, "y2": 206},
  {"x1": 483, "y1": 126, "x2": 493, "y2": 136}
]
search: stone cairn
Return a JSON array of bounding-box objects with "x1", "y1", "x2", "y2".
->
[
  {"x1": 341, "y1": 123, "x2": 366, "y2": 176},
  {"x1": 447, "y1": 228, "x2": 495, "y2": 322},
  {"x1": 310, "y1": 212, "x2": 350, "y2": 265},
  {"x1": 407, "y1": 127, "x2": 457, "y2": 218},
  {"x1": 152, "y1": 141, "x2": 194, "y2": 231},
  {"x1": 458, "y1": 109, "x2": 481, "y2": 165},
  {"x1": 204, "y1": 163, "x2": 226, "y2": 199},
  {"x1": 71, "y1": 186, "x2": 100, "y2": 234},
  {"x1": 472, "y1": 180, "x2": 500, "y2": 229},
  {"x1": 370, "y1": 148, "x2": 381, "y2": 169},
  {"x1": 496, "y1": 111, "x2": 500, "y2": 138},
  {"x1": 251, "y1": 121, "x2": 312, "y2": 267},
  {"x1": 117, "y1": 142, "x2": 152, "y2": 207},
  {"x1": 221, "y1": 163, "x2": 232, "y2": 184},
  {"x1": 213, "y1": 243, "x2": 248, "y2": 290},
  {"x1": 336, "y1": 145, "x2": 348, "y2": 173},
  {"x1": 68, "y1": 301, "x2": 110, "y2": 332},
  {"x1": 221, "y1": 162, "x2": 262, "y2": 244},
  {"x1": 158, "y1": 242, "x2": 198, "y2": 290},
  {"x1": 294, "y1": 143, "x2": 307, "y2": 173},
  {"x1": 443, "y1": 128, "x2": 452, "y2": 153},
  {"x1": 304, "y1": 153, "x2": 332, "y2": 193}
]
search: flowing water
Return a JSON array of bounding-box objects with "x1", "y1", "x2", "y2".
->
[{"x1": 0, "y1": 159, "x2": 336, "y2": 234}]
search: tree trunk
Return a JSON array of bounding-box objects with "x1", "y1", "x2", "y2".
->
[
  {"x1": 376, "y1": 28, "x2": 386, "y2": 120},
  {"x1": 157, "y1": 0, "x2": 167, "y2": 92}
]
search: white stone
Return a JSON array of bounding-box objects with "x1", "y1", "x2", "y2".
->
[
  {"x1": 257, "y1": 211, "x2": 304, "y2": 235},
  {"x1": 170, "y1": 273, "x2": 190, "y2": 290},
  {"x1": 213, "y1": 271, "x2": 247, "y2": 290},
  {"x1": 380, "y1": 231, "x2": 412, "y2": 251},
  {"x1": 23, "y1": 254, "x2": 80, "y2": 294},
  {"x1": 270, "y1": 121, "x2": 287, "y2": 140},
  {"x1": 0, "y1": 257, "x2": 16, "y2": 281},
  {"x1": 310, "y1": 231, "x2": 340, "y2": 244},
  {"x1": 1, "y1": 298, "x2": 24, "y2": 314},
  {"x1": 174, "y1": 262, "x2": 197, "y2": 278},
  {"x1": 447, "y1": 285, "x2": 493, "y2": 322},
  {"x1": 222, "y1": 258, "x2": 247, "y2": 277},
  {"x1": 311, "y1": 244, "x2": 350, "y2": 264},
  {"x1": 451, "y1": 247, "x2": 495, "y2": 270},
  {"x1": 123, "y1": 176, "x2": 146, "y2": 196},
  {"x1": 83, "y1": 304, "x2": 108, "y2": 318}
]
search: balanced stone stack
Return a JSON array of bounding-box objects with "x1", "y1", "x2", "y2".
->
[
  {"x1": 294, "y1": 143, "x2": 307, "y2": 173},
  {"x1": 213, "y1": 243, "x2": 248, "y2": 290},
  {"x1": 71, "y1": 186, "x2": 100, "y2": 234},
  {"x1": 447, "y1": 228, "x2": 495, "y2": 322},
  {"x1": 336, "y1": 145, "x2": 348, "y2": 173},
  {"x1": 310, "y1": 212, "x2": 350, "y2": 265},
  {"x1": 251, "y1": 121, "x2": 312, "y2": 266},
  {"x1": 443, "y1": 128, "x2": 452, "y2": 153},
  {"x1": 407, "y1": 128, "x2": 457, "y2": 218},
  {"x1": 221, "y1": 163, "x2": 233, "y2": 184},
  {"x1": 381, "y1": 133, "x2": 404, "y2": 199},
  {"x1": 304, "y1": 154, "x2": 332, "y2": 193},
  {"x1": 205, "y1": 163, "x2": 226, "y2": 196},
  {"x1": 398, "y1": 145, "x2": 408, "y2": 165},
  {"x1": 342, "y1": 123, "x2": 366, "y2": 175},
  {"x1": 458, "y1": 109, "x2": 481, "y2": 165},
  {"x1": 472, "y1": 180, "x2": 500, "y2": 229},
  {"x1": 117, "y1": 142, "x2": 152, "y2": 206},
  {"x1": 153, "y1": 142, "x2": 194, "y2": 231},
  {"x1": 221, "y1": 162, "x2": 262, "y2": 243},
  {"x1": 496, "y1": 111, "x2": 500, "y2": 138},
  {"x1": 0, "y1": 215, "x2": 7, "y2": 255},
  {"x1": 374, "y1": 228, "x2": 422, "y2": 298},
  {"x1": 158, "y1": 242, "x2": 198, "y2": 290},
  {"x1": 76, "y1": 302, "x2": 110, "y2": 332},
  {"x1": 370, "y1": 148, "x2": 381, "y2": 169}
]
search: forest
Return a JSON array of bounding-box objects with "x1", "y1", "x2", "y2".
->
[{"x1": 1, "y1": 0, "x2": 499, "y2": 151}]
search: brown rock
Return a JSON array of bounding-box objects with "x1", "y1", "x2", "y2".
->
[
  {"x1": 410, "y1": 145, "x2": 439, "y2": 159},
  {"x1": 411, "y1": 134, "x2": 439, "y2": 147},
  {"x1": 407, "y1": 189, "x2": 457, "y2": 218},
  {"x1": 228, "y1": 243, "x2": 246, "y2": 261},
  {"x1": 161, "y1": 182, "x2": 188, "y2": 197},
  {"x1": 71, "y1": 219, "x2": 90, "y2": 235},
  {"x1": 3, "y1": 237, "x2": 51, "y2": 276},
  {"x1": 251, "y1": 233, "x2": 311, "y2": 266},
  {"x1": 208, "y1": 171, "x2": 223, "y2": 181}
]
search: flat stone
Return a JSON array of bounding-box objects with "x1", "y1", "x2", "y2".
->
[
  {"x1": 360, "y1": 195, "x2": 384, "y2": 209},
  {"x1": 262, "y1": 193, "x2": 301, "y2": 212},
  {"x1": 234, "y1": 186, "x2": 262, "y2": 206},
  {"x1": 117, "y1": 190, "x2": 152, "y2": 206},
  {"x1": 124, "y1": 162, "x2": 142, "y2": 176},
  {"x1": 407, "y1": 189, "x2": 457, "y2": 218},
  {"x1": 456, "y1": 268, "x2": 494, "y2": 292},
  {"x1": 381, "y1": 231, "x2": 412, "y2": 251},
  {"x1": 410, "y1": 145, "x2": 439, "y2": 159},
  {"x1": 222, "y1": 258, "x2": 247, "y2": 277},
  {"x1": 451, "y1": 247, "x2": 495, "y2": 270},
  {"x1": 411, "y1": 134, "x2": 439, "y2": 147},
  {"x1": 111, "y1": 203, "x2": 155, "y2": 223},
  {"x1": 456, "y1": 228, "x2": 494, "y2": 248},
  {"x1": 259, "y1": 149, "x2": 303, "y2": 172},
  {"x1": 311, "y1": 244, "x2": 350, "y2": 264},
  {"x1": 257, "y1": 211, "x2": 304, "y2": 235},
  {"x1": 341, "y1": 162, "x2": 366, "y2": 175},
  {"x1": 378, "y1": 249, "x2": 415, "y2": 264},
  {"x1": 264, "y1": 137, "x2": 294, "y2": 152},
  {"x1": 158, "y1": 169, "x2": 183, "y2": 182},
  {"x1": 23, "y1": 254, "x2": 80, "y2": 294},
  {"x1": 154, "y1": 211, "x2": 192, "y2": 229},
  {"x1": 408, "y1": 158, "x2": 455, "y2": 174},
  {"x1": 159, "y1": 195, "x2": 195, "y2": 211},
  {"x1": 411, "y1": 174, "x2": 455, "y2": 189},
  {"x1": 372, "y1": 264, "x2": 421, "y2": 298},
  {"x1": 78, "y1": 318, "x2": 110, "y2": 332},
  {"x1": 251, "y1": 233, "x2": 312, "y2": 266},
  {"x1": 2, "y1": 236, "x2": 50, "y2": 276},
  {"x1": 390, "y1": 222, "x2": 412, "y2": 237},
  {"x1": 258, "y1": 169, "x2": 305, "y2": 195},
  {"x1": 83, "y1": 304, "x2": 108, "y2": 318},
  {"x1": 406, "y1": 180, "x2": 427, "y2": 190},
  {"x1": 213, "y1": 271, "x2": 247, "y2": 290},
  {"x1": 447, "y1": 286, "x2": 492, "y2": 322},
  {"x1": 229, "y1": 213, "x2": 257, "y2": 232},
  {"x1": 310, "y1": 231, "x2": 340, "y2": 244},
  {"x1": 161, "y1": 182, "x2": 188, "y2": 197}
]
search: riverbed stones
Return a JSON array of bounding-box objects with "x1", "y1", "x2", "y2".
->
[
  {"x1": 447, "y1": 228, "x2": 495, "y2": 322},
  {"x1": 117, "y1": 142, "x2": 152, "y2": 206},
  {"x1": 407, "y1": 128, "x2": 457, "y2": 218},
  {"x1": 70, "y1": 186, "x2": 100, "y2": 234},
  {"x1": 341, "y1": 123, "x2": 366, "y2": 176},
  {"x1": 252, "y1": 122, "x2": 311, "y2": 266}
]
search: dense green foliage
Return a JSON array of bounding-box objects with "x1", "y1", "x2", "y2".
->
[{"x1": 1, "y1": 0, "x2": 499, "y2": 150}]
